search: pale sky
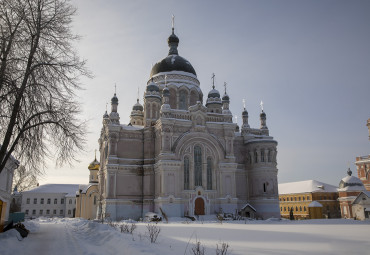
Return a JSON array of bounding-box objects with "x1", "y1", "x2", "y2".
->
[{"x1": 40, "y1": 0, "x2": 370, "y2": 187}]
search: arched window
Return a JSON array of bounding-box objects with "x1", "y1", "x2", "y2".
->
[
  {"x1": 190, "y1": 90, "x2": 198, "y2": 106},
  {"x1": 93, "y1": 195, "x2": 97, "y2": 205},
  {"x1": 179, "y1": 90, "x2": 188, "y2": 110},
  {"x1": 194, "y1": 146, "x2": 202, "y2": 186},
  {"x1": 169, "y1": 88, "x2": 176, "y2": 109},
  {"x1": 268, "y1": 150, "x2": 271, "y2": 162},
  {"x1": 207, "y1": 157, "x2": 212, "y2": 190},
  {"x1": 261, "y1": 150, "x2": 265, "y2": 162},
  {"x1": 254, "y1": 151, "x2": 258, "y2": 163},
  {"x1": 184, "y1": 156, "x2": 190, "y2": 190}
]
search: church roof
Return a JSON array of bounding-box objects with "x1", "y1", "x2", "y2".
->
[
  {"x1": 150, "y1": 27, "x2": 196, "y2": 78},
  {"x1": 308, "y1": 201, "x2": 323, "y2": 207},
  {"x1": 278, "y1": 180, "x2": 338, "y2": 194},
  {"x1": 150, "y1": 55, "x2": 196, "y2": 78}
]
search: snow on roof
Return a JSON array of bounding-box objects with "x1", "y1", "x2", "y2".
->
[
  {"x1": 308, "y1": 201, "x2": 323, "y2": 207},
  {"x1": 241, "y1": 203, "x2": 257, "y2": 212},
  {"x1": 278, "y1": 180, "x2": 338, "y2": 195},
  {"x1": 338, "y1": 175, "x2": 366, "y2": 192},
  {"x1": 121, "y1": 124, "x2": 144, "y2": 131},
  {"x1": 23, "y1": 184, "x2": 80, "y2": 195}
]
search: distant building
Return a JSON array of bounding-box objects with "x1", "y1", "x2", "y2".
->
[
  {"x1": 75, "y1": 156, "x2": 99, "y2": 220},
  {"x1": 21, "y1": 184, "x2": 79, "y2": 218},
  {"x1": 352, "y1": 191, "x2": 370, "y2": 220},
  {"x1": 278, "y1": 180, "x2": 340, "y2": 219},
  {"x1": 0, "y1": 149, "x2": 19, "y2": 230},
  {"x1": 338, "y1": 168, "x2": 366, "y2": 219},
  {"x1": 355, "y1": 118, "x2": 370, "y2": 191}
]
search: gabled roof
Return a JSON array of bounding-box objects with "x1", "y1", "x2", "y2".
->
[
  {"x1": 241, "y1": 203, "x2": 256, "y2": 212},
  {"x1": 278, "y1": 180, "x2": 338, "y2": 195},
  {"x1": 23, "y1": 184, "x2": 80, "y2": 195},
  {"x1": 352, "y1": 191, "x2": 370, "y2": 204}
]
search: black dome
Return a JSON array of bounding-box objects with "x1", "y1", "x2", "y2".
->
[{"x1": 150, "y1": 55, "x2": 196, "y2": 77}]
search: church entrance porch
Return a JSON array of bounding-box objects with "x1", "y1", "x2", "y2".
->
[{"x1": 194, "y1": 197, "x2": 205, "y2": 215}]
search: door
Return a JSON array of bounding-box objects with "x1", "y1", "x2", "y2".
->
[{"x1": 194, "y1": 197, "x2": 205, "y2": 215}]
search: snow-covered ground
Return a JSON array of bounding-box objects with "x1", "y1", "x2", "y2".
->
[{"x1": 1, "y1": 217, "x2": 369, "y2": 255}]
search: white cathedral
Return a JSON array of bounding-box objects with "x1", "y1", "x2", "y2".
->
[{"x1": 97, "y1": 24, "x2": 280, "y2": 220}]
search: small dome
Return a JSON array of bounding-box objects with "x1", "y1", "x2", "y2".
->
[
  {"x1": 222, "y1": 93, "x2": 229, "y2": 102},
  {"x1": 103, "y1": 111, "x2": 109, "y2": 118},
  {"x1": 260, "y1": 111, "x2": 266, "y2": 118},
  {"x1": 242, "y1": 109, "x2": 248, "y2": 117},
  {"x1": 339, "y1": 168, "x2": 366, "y2": 191},
  {"x1": 88, "y1": 158, "x2": 100, "y2": 170},
  {"x1": 132, "y1": 99, "x2": 143, "y2": 111},
  {"x1": 168, "y1": 33, "x2": 179, "y2": 45},
  {"x1": 111, "y1": 93, "x2": 118, "y2": 105},
  {"x1": 147, "y1": 79, "x2": 159, "y2": 92},
  {"x1": 208, "y1": 88, "x2": 220, "y2": 98}
]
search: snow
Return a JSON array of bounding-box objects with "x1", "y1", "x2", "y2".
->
[
  {"x1": 278, "y1": 180, "x2": 338, "y2": 194},
  {"x1": 1, "y1": 217, "x2": 370, "y2": 255},
  {"x1": 338, "y1": 175, "x2": 366, "y2": 191},
  {"x1": 23, "y1": 184, "x2": 80, "y2": 194}
]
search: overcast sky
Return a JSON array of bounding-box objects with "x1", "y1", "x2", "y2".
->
[{"x1": 40, "y1": 0, "x2": 370, "y2": 187}]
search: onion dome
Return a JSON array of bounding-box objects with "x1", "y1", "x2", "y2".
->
[
  {"x1": 338, "y1": 168, "x2": 366, "y2": 191},
  {"x1": 260, "y1": 110, "x2": 266, "y2": 118},
  {"x1": 222, "y1": 93, "x2": 230, "y2": 102},
  {"x1": 132, "y1": 99, "x2": 143, "y2": 111},
  {"x1": 103, "y1": 111, "x2": 109, "y2": 118},
  {"x1": 150, "y1": 28, "x2": 196, "y2": 78},
  {"x1": 88, "y1": 156, "x2": 100, "y2": 170},
  {"x1": 242, "y1": 109, "x2": 248, "y2": 117},
  {"x1": 111, "y1": 93, "x2": 118, "y2": 105},
  {"x1": 208, "y1": 88, "x2": 220, "y2": 98},
  {"x1": 147, "y1": 78, "x2": 159, "y2": 92}
]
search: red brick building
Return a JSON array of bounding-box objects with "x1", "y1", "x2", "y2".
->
[{"x1": 355, "y1": 118, "x2": 370, "y2": 191}]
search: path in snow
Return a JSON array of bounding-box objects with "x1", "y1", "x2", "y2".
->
[{"x1": 0, "y1": 218, "x2": 370, "y2": 255}]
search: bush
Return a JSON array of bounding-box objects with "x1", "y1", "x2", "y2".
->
[
  {"x1": 216, "y1": 242, "x2": 230, "y2": 255},
  {"x1": 191, "y1": 240, "x2": 205, "y2": 255},
  {"x1": 120, "y1": 223, "x2": 137, "y2": 234},
  {"x1": 146, "y1": 223, "x2": 161, "y2": 243}
]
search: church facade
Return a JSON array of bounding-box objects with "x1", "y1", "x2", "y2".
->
[{"x1": 97, "y1": 26, "x2": 280, "y2": 220}]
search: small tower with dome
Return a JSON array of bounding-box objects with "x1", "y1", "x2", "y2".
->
[{"x1": 338, "y1": 168, "x2": 366, "y2": 218}]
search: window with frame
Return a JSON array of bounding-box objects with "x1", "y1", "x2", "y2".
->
[
  {"x1": 261, "y1": 150, "x2": 265, "y2": 162},
  {"x1": 40, "y1": 210, "x2": 43, "y2": 215},
  {"x1": 41, "y1": 198, "x2": 44, "y2": 204},
  {"x1": 179, "y1": 90, "x2": 188, "y2": 110},
  {"x1": 26, "y1": 198, "x2": 30, "y2": 204},
  {"x1": 263, "y1": 183, "x2": 267, "y2": 193},
  {"x1": 47, "y1": 198, "x2": 51, "y2": 204},
  {"x1": 194, "y1": 146, "x2": 202, "y2": 186},
  {"x1": 207, "y1": 157, "x2": 212, "y2": 190},
  {"x1": 254, "y1": 151, "x2": 258, "y2": 163},
  {"x1": 60, "y1": 210, "x2": 63, "y2": 215},
  {"x1": 25, "y1": 210, "x2": 29, "y2": 215},
  {"x1": 184, "y1": 156, "x2": 190, "y2": 190},
  {"x1": 69, "y1": 199, "x2": 72, "y2": 204},
  {"x1": 53, "y1": 209, "x2": 56, "y2": 214},
  {"x1": 268, "y1": 150, "x2": 272, "y2": 162},
  {"x1": 54, "y1": 198, "x2": 57, "y2": 204},
  {"x1": 61, "y1": 198, "x2": 64, "y2": 204},
  {"x1": 68, "y1": 210, "x2": 71, "y2": 215},
  {"x1": 94, "y1": 196, "x2": 97, "y2": 205},
  {"x1": 32, "y1": 210, "x2": 36, "y2": 215},
  {"x1": 304, "y1": 206, "x2": 306, "y2": 211},
  {"x1": 33, "y1": 198, "x2": 37, "y2": 204},
  {"x1": 46, "y1": 209, "x2": 50, "y2": 214}
]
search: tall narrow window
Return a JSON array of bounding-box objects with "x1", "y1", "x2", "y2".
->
[
  {"x1": 207, "y1": 157, "x2": 212, "y2": 190},
  {"x1": 254, "y1": 151, "x2": 258, "y2": 163},
  {"x1": 184, "y1": 156, "x2": 190, "y2": 190},
  {"x1": 94, "y1": 196, "x2": 97, "y2": 205},
  {"x1": 263, "y1": 183, "x2": 267, "y2": 193},
  {"x1": 268, "y1": 150, "x2": 272, "y2": 162},
  {"x1": 261, "y1": 150, "x2": 265, "y2": 162},
  {"x1": 179, "y1": 90, "x2": 188, "y2": 110},
  {"x1": 194, "y1": 146, "x2": 202, "y2": 186}
]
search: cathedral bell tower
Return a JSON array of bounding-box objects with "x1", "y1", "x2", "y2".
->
[{"x1": 144, "y1": 78, "x2": 161, "y2": 126}]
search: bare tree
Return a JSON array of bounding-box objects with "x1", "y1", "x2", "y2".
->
[
  {"x1": 12, "y1": 165, "x2": 38, "y2": 192},
  {"x1": 0, "y1": 0, "x2": 90, "y2": 176}
]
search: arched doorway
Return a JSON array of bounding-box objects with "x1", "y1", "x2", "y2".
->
[{"x1": 194, "y1": 197, "x2": 205, "y2": 215}]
